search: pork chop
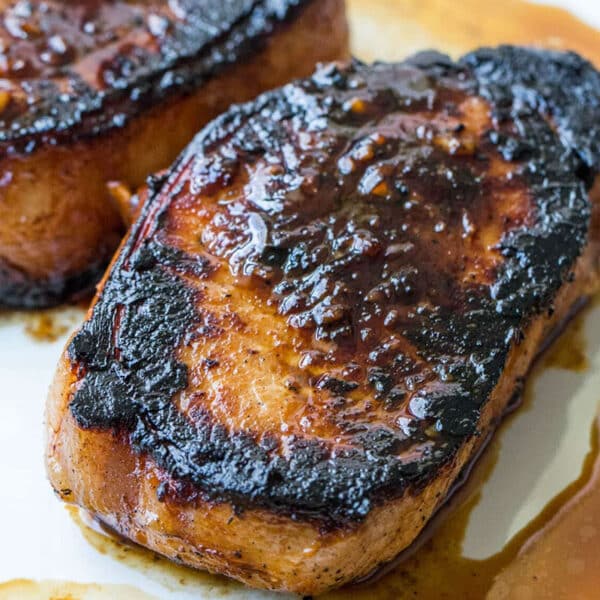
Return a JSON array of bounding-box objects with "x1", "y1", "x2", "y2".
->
[
  {"x1": 0, "y1": 0, "x2": 348, "y2": 307},
  {"x1": 46, "y1": 47, "x2": 600, "y2": 594}
]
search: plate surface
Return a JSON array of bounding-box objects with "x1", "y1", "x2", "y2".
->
[{"x1": 1, "y1": 1, "x2": 599, "y2": 598}]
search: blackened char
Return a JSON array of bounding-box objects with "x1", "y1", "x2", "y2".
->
[{"x1": 0, "y1": 0, "x2": 312, "y2": 157}]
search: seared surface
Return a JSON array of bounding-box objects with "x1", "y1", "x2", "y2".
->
[
  {"x1": 48, "y1": 47, "x2": 600, "y2": 592},
  {"x1": 0, "y1": 0, "x2": 348, "y2": 307},
  {"x1": 0, "y1": 0, "x2": 322, "y2": 154}
]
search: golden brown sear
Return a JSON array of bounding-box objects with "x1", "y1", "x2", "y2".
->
[
  {"x1": 0, "y1": 0, "x2": 348, "y2": 307},
  {"x1": 46, "y1": 47, "x2": 600, "y2": 594}
]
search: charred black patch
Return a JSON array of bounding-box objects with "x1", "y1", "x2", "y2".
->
[
  {"x1": 462, "y1": 46, "x2": 600, "y2": 175},
  {"x1": 68, "y1": 47, "x2": 600, "y2": 525},
  {"x1": 0, "y1": 0, "x2": 312, "y2": 157},
  {"x1": 132, "y1": 239, "x2": 213, "y2": 278},
  {"x1": 0, "y1": 256, "x2": 110, "y2": 309},
  {"x1": 69, "y1": 229, "x2": 200, "y2": 431},
  {"x1": 316, "y1": 375, "x2": 359, "y2": 395}
]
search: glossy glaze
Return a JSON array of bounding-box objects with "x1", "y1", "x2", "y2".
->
[
  {"x1": 328, "y1": 373, "x2": 599, "y2": 599},
  {"x1": 0, "y1": 0, "x2": 311, "y2": 156},
  {"x1": 344, "y1": 2, "x2": 600, "y2": 596},
  {"x1": 53, "y1": 314, "x2": 600, "y2": 598}
]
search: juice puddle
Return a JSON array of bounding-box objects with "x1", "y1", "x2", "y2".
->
[
  {"x1": 543, "y1": 308, "x2": 589, "y2": 372},
  {"x1": 327, "y1": 418, "x2": 599, "y2": 600},
  {"x1": 488, "y1": 420, "x2": 600, "y2": 599},
  {"x1": 0, "y1": 305, "x2": 85, "y2": 342},
  {"x1": 325, "y1": 293, "x2": 599, "y2": 599},
  {"x1": 0, "y1": 579, "x2": 156, "y2": 599}
]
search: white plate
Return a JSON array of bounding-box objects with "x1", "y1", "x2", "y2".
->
[{"x1": 1, "y1": 2, "x2": 599, "y2": 598}]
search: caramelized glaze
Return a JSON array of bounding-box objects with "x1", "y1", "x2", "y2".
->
[
  {"x1": 61, "y1": 365, "x2": 600, "y2": 599},
  {"x1": 0, "y1": 0, "x2": 315, "y2": 156},
  {"x1": 66, "y1": 40, "x2": 599, "y2": 527},
  {"x1": 345, "y1": 3, "x2": 600, "y2": 596}
]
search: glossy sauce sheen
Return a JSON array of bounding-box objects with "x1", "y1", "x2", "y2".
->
[
  {"x1": 0, "y1": 0, "x2": 310, "y2": 156},
  {"x1": 324, "y1": 320, "x2": 597, "y2": 599},
  {"x1": 52, "y1": 326, "x2": 599, "y2": 600},
  {"x1": 68, "y1": 44, "x2": 597, "y2": 524}
]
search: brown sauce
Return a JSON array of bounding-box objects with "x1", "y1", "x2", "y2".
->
[
  {"x1": 60, "y1": 301, "x2": 599, "y2": 600},
  {"x1": 343, "y1": 2, "x2": 600, "y2": 593},
  {"x1": 543, "y1": 309, "x2": 589, "y2": 372},
  {"x1": 0, "y1": 578, "x2": 155, "y2": 599},
  {"x1": 0, "y1": 305, "x2": 84, "y2": 342},
  {"x1": 327, "y1": 415, "x2": 599, "y2": 599},
  {"x1": 488, "y1": 421, "x2": 600, "y2": 599},
  {"x1": 23, "y1": 311, "x2": 72, "y2": 342}
]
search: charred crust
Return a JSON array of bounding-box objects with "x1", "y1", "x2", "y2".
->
[
  {"x1": 68, "y1": 198, "x2": 202, "y2": 431},
  {"x1": 69, "y1": 47, "x2": 599, "y2": 524},
  {"x1": 462, "y1": 45, "x2": 600, "y2": 175},
  {"x1": 462, "y1": 47, "x2": 593, "y2": 317},
  {"x1": 0, "y1": 256, "x2": 109, "y2": 309},
  {"x1": 0, "y1": 0, "x2": 313, "y2": 158}
]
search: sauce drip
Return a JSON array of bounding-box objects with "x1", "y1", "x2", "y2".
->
[{"x1": 325, "y1": 415, "x2": 599, "y2": 599}]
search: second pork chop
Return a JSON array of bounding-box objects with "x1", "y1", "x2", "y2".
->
[{"x1": 0, "y1": 0, "x2": 348, "y2": 307}]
